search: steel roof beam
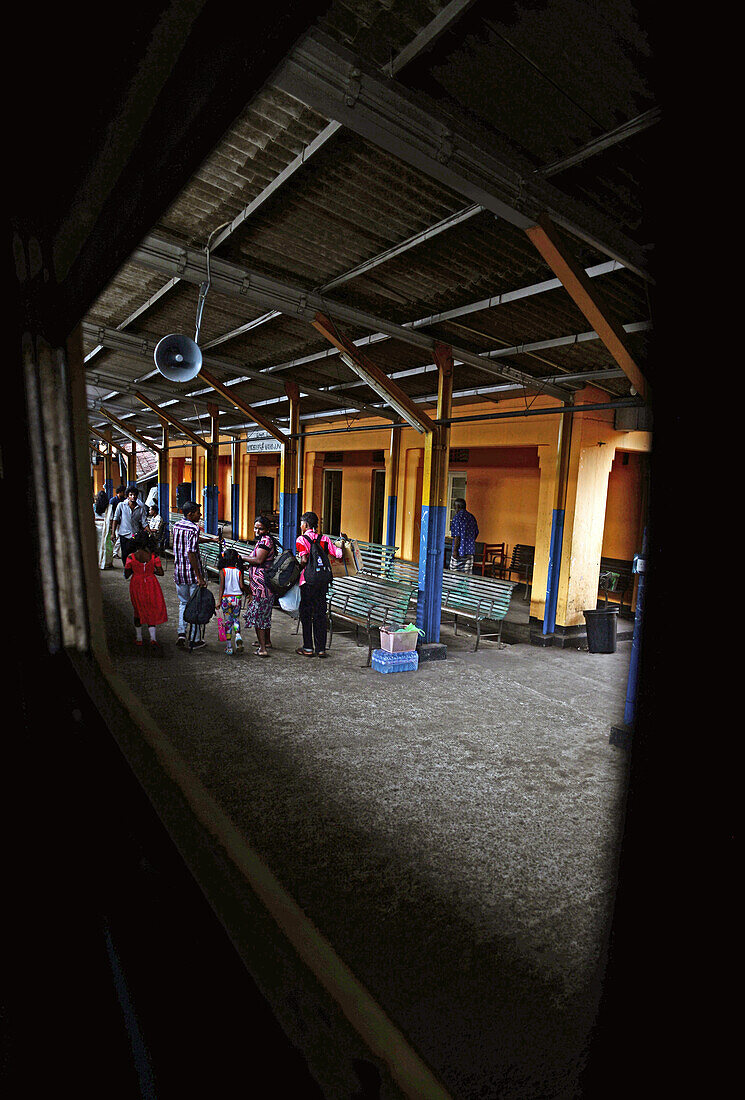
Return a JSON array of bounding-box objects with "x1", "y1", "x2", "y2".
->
[
  {"x1": 253, "y1": 259, "x2": 627, "y2": 377},
  {"x1": 272, "y1": 30, "x2": 652, "y2": 282},
  {"x1": 82, "y1": 321, "x2": 389, "y2": 418},
  {"x1": 197, "y1": 367, "x2": 288, "y2": 445},
  {"x1": 312, "y1": 312, "x2": 435, "y2": 434},
  {"x1": 133, "y1": 235, "x2": 571, "y2": 400},
  {"x1": 95, "y1": 409, "x2": 163, "y2": 454},
  {"x1": 133, "y1": 392, "x2": 210, "y2": 449},
  {"x1": 525, "y1": 214, "x2": 651, "y2": 401}
]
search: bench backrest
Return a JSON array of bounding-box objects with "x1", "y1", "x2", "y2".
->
[
  {"x1": 353, "y1": 540, "x2": 398, "y2": 576},
  {"x1": 509, "y1": 544, "x2": 534, "y2": 568},
  {"x1": 329, "y1": 574, "x2": 413, "y2": 626},
  {"x1": 385, "y1": 558, "x2": 420, "y2": 587},
  {"x1": 441, "y1": 572, "x2": 516, "y2": 619},
  {"x1": 599, "y1": 556, "x2": 634, "y2": 592}
]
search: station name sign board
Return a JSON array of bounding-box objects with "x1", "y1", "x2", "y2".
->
[{"x1": 245, "y1": 436, "x2": 282, "y2": 453}]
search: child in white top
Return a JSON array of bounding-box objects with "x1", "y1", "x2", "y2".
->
[{"x1": 218, "y1": 548, "x2": 248, "y2": 655}]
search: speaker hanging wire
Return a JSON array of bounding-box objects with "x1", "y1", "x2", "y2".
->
[{"x1": 194, "y1": 221, "x2": 231, "y2": 345}]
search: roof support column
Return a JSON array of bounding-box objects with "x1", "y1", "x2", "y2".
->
[
  {"x1": 205, "y1": 403, "x2": 220, "y2": 536},
  {"x1": 244, "y1": 453, "x2": 260, "y2": 543},
  {"x1": 384, "y1": 417, "x2": 402, "y2": 548},
  {"x1": 230, "y1": 438, "x2": 242, "y2": 541},
  {"x1": 416, "y1": 343, "x2": 453, "y2": 643},
  {"x1": 531, "y1": 389, "x2": 618, "y2": 641},
  {"x1": 280, "y1": 381, "x2": 300, "y2": 552},
  {"x1": 538, "y1": 401, "x2": 574, "y2": 641},
  {"x1": 157, "y1": 421, "x2": 170, "y2": 547},
  {"x1": 103, "y1": 430, "x2": 114, "y2": 497},
  {"x1": 126, "y1": 440, "x2": 137, "y2": 492}
]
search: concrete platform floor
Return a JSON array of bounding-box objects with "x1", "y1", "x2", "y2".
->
[{"x1": 99, "y1": 558, "x2": 633, "y2": 1099}]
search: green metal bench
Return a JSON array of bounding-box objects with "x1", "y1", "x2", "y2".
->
[
  {"x1": 598, "y1": 556, "x2": 634, "y2": 614},
  {"x1": 351, "y1": 539, "x2": 398, "y2": 576},
  {"x1": 385, "y1": 558, "x2": 420, "y2": 588},
  {"x1": 386, "y1": 559, "x2": 516, "y2": 650},
  {"x1": 505, "y1": 543, "x2": 534, "y2": 600},
  {"x1": 326, "y1": 574, "x2": 415, "y2": 666},
  {"x1": 440, "y1": 572, "x2": 516, "y2": 651}
]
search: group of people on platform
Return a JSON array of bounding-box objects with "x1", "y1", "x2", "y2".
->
[
  {"x1": 95, "y1": 490, "x2": 344, "y2": 658},
  {"x1": 95, "y1": 483, "x2": 479, "y2": 657}
]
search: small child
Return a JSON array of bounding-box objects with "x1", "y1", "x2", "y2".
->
[
  {"x1": 218, "y1": 548, "x2": 248, "y2": 655},
  {"x1": 124, "y1": 530, "x2": 168, "y2": 654}
]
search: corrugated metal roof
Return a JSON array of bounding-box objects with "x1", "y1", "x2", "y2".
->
[{"x1": 85, "y1": 0, "x2": 656, "y2": 445}]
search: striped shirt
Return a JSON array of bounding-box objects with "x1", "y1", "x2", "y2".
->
[{"x1": 172, "y1": 517, "x2": 203, "y2": 585}]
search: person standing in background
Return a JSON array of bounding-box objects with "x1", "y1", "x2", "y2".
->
[
  {"x1": 295, "y1": 511, "x2": 343, "y2": 658},
  {"x1": 449, "y1": 498, "x2": 479, "y2": 573},
  {"x1": 113, "y1": 487, "x2": 146, "y2": 575},
  {"x1": 172, "y1": 501, "x2": 208, "y2": 649}
]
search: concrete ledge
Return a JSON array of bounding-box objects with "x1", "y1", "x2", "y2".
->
[
  {"x1": 529, "y1": 618, "x2": 635, "y2": 649},
  {"x1": 417, "y1": 642, "x2": 447, "y2": 662}
]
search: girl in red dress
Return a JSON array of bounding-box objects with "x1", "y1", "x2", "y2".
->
[{"x1": 124, "y1": 531, "x2": 168, "y2": 654}]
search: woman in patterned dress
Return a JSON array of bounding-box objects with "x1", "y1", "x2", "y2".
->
[{"x1": 242, "y1": 515, "x2": 277, "y2": 656}]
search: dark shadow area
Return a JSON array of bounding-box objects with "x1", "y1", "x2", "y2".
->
[
  {"x1": 3, "y1": 647, "x2": 324, "y2": 1098},
  {"x1": 95, "y1": 572, "x2": 631, "y2": 1098}
]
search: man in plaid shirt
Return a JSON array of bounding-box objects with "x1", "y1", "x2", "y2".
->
[{"x1": 172, "y1": 500, "x2": 208, "y2": 648}]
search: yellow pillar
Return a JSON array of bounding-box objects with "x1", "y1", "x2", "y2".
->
[
  {"x1": 402, "y1": 448, "x2": 424, "y2": 562},
  {"x1": 383, "y1": 417, "x2": 402, "y2": 547},
  {"x1": 532, "y1": 393, "x2": 619, "y2": 640}
]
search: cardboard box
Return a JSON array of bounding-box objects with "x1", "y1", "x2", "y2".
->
[{"x1": 379, "y1": 626, "x2": 419, "y2": 652}]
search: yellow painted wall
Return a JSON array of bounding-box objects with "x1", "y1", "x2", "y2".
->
[
  {"x1": 236, "y1": 394, "x2": 651, "y2": 622},
  {"x1": 603, "y1": 451, "x2": 645, "y2": 559}
]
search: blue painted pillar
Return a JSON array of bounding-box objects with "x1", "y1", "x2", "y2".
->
[
  {"x1": 623, "y1": 529, "x2": 647, "y2": 727},
  {"x1": 230, "y1": 439, "x2": 241, "y2": 541},
  {"x1": 279, "y1": 382, "x2": 300, "y2": 552},
  {"x1": 204, "y1": 485, "x2": 219, "y2": 536},
  {"x1": 126, "y1": 442, "x2": 137, "y2": 492},
  {"x1": 279, "y1": 488, "x2": 298, "y2": 554},
  {"x1": 542, "y1": 508, "x2": 565, "y2": 634},
  {"x1": 416, "y1": 502, "x2": 447, "y2": 640},
  {"x1": 204, "y1": 403, "x2": 220, "y2": 536},
  {"x1": 542, "y1": 408, "x2": 573, "y2": 636},
  {"x1": 415, "y1": 344, "x2": 453, "y2": 643},
  {"x1": 384, "y1": 419, "x2": 401, "y2": 548},
  {"x1": 386, "y1": 497, "x2": 398, "y2": 548},
  {"x1": 157, "y1": 424, "x2": 170, "y2": 547}
]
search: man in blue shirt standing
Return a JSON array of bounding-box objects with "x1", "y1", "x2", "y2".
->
[{"x1": 449, "y1": 498, "x2": 479, "y2": 573}]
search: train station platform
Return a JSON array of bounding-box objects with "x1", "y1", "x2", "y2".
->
[{"x1": 98, "y1": 559, "x2": 634, "y2": 1098}]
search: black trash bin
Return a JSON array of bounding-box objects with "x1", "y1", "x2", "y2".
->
[{"x1": 583, "y1": 607, "x2": 619, "y2": 653}]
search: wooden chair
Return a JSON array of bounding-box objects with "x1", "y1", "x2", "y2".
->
[{"x1": 481, "y1": 543, "x2": 507, "y2": 578}]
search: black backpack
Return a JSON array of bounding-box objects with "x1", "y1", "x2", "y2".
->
[
  {"x1": 184, "y1": 585, "x2": 216, "y2": 625},
  {"x1": 302, "y1": 534, "x2": 333, "y2": 593},
  {"x1": 263, "y1": 539, "x2": 301, "y2": 596}
]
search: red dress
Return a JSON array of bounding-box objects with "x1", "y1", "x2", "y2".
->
[{"x1": 126, "y1": 554, "x2": 168, "y2": 625}]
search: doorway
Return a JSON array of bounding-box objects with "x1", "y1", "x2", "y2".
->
[
  {"x1": 322, "y1": 469, "x2": 343, "y2": 534},
  {"x1": 256, "y1": 476, "x2": 274, "y2": 516},
  {"x1": 447, "y1": 472, "x2": 468, "y2": 526},
  {"x1": 370, "y1": 469, "x2": 385, "y2": 543}
]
